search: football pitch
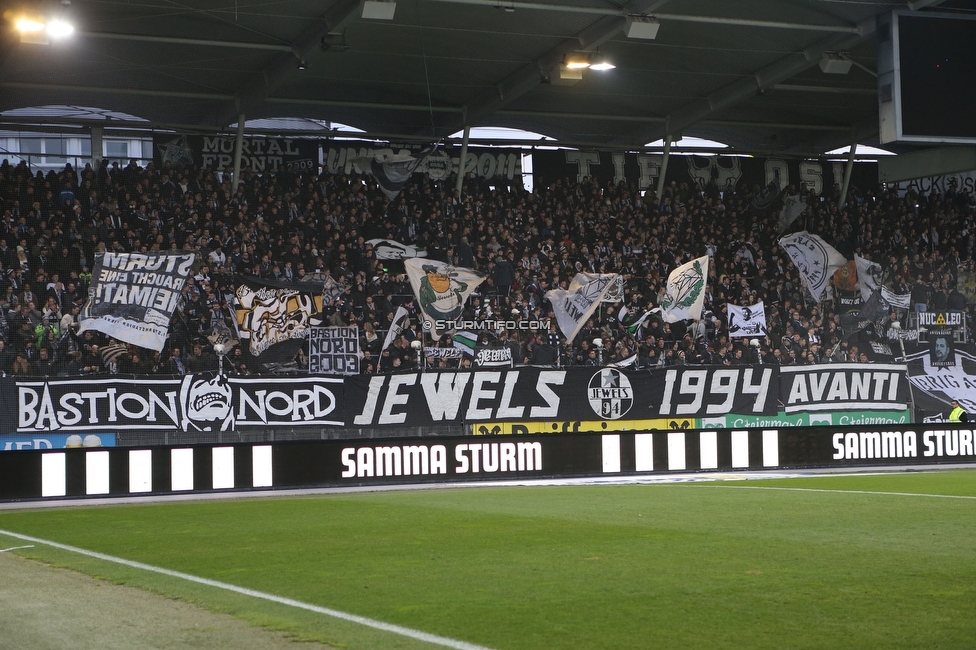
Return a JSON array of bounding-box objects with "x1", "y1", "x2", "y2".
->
[{"x1": 1, "y1": 471, "x2": 975, "y2": 649}]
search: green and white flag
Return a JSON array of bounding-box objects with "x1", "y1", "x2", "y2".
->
[
  {"x1": 452, "y1": 331, "x2": 478, "y2": 356},
  {"x1": 658, "y1": 255, "x2": 709, "y2": 323},
  {"x1": 404, "y1": 258, "x2": 485, "y2": 340}
]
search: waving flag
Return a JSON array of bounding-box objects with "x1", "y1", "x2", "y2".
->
[
  {"x1": 546, "y1": 273, "x2": 620, "y2": 342},
  {"x1": 777, "y1": 194, "x2": 807, "y2": 234},
  {"x1": 854, "y1": 254, "x2": 883, "y2": 302},
  {"x1": 658, "y1": 255, "x2": 709, "y2": 323},
  {"x1": 382, "y1": 305, "x2": 411, "y2": 353},
  {"x1": 405, "y1": 259, "x2": 485, "y2": 340},
  {"x1": 779, "y1": 232, "x2": 847, "y2": 303}
]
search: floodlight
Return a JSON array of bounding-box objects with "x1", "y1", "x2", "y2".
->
[
  {"x1": 15, "y1": 17, "x2": 45, "y2": 32},
  {"x1": 46, "y1": 19, "x2": 74, "y2": 39},
  {"x1": 564, "y1": 52, "x2": 591, "y2": 70},
  {"x1": 589, "y1": 53, "x2": 616, "y2": 71}
]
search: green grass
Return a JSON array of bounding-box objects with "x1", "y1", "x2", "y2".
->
[{"x1": 2, "y1": 471, "x2": 975, "y2": 649}]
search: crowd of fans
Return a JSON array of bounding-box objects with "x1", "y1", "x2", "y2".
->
[{"x1": 0, "y1": 153, "x2": 973, "y2": 377}]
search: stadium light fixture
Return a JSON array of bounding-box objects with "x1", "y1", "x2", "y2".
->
[
  {"x1": 819, "y1": 52, "x2": 852, "y2": 75},
  {"x1": 625, "y1": 15, "x2": 660, "y2": 40},
  {"x1": 563, "y1": 51, "x2": 591, "y2": 70},
  {"x1": 9, "y1": 10, "x2": 75, "y2": 44},
  {"x1": 46, "y1": 18, "x2": 74, "y2": 39},
  {"x1": 588, "y1": 53, "x2": 616, "y2": 71},
  {"x1": 362, "y1": 1, "x2": 397, "y2": 20},
  {"x1": 14, "y1": 16, "x2": 45, "y2": 33}
]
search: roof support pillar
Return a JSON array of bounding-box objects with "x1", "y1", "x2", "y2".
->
[
  {"x1": 838, "y1": 129, "x2": 857, "y2": 208},
  {"x1": 655, "y1": 133, "x2": 673, "y2": 199},
  {"x1": 456, "y1": 125, "x2": 470, "y2": 197},
  {"x1": 232, "y1": 114, "x2": 246, "y2": 188},
  {"x1": 90, "y1": 126, "x2": 103, "y2": 168}
]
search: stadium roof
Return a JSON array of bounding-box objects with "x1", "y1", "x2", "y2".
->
[{"x1": 0, "y1": 0, "x2": 968, "y2": 155}]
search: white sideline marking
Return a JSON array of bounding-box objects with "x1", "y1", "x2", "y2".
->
[
  {"x1": 702, "y1": 485, "x2": 976, "y2": 500},
  {"x1": 0, "y1": 545, "x2": 34, "y2": 552},
  {"x1": 0, "y1": 529, "x2": 494, "y2": 650}
]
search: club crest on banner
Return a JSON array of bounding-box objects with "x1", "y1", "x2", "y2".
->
[{"x1": 587, "y1": 368, "x2": 634, "y2": 420}]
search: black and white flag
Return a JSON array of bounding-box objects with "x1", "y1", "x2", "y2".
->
[
  {"x1": 367, "y1": 239, "x2": 428, "y2": 260},
  {"x1": 382, "y1": 305, "x2": 411, "y2": 353},
  {"x1": 854, "y1": 254, "x2": 883, "y2": 302},
  {"x1": 354, "y1": 145, "x2": 438, "y2": 200},
  {"x1": 309, "y1": 326, "x2": 360, "y2": 375},
  {"x1": 232, "y1": 277, "x2": 324, "y2": 360},
  {"x1": 777, "y1": 194, "x2": 806, "y2": 234},
  {"x1": 546, "y1": 273, "x2": 619, "y2": 342},
  {"x1": 79, "y1": 251, "x2": 195, "y2": 352},
  {"x1": 727, "y1": 302, "x2": 768, "y2": 338},
  {"x1": 779, "y1": 232, "x2": 847, "y2": 303},
  {"x1": 474, "y1": 346, "x2": 513, "y2": 368}
]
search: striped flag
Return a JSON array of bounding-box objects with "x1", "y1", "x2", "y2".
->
[{"x1": 452, "y1": 331, "x2": 479, "y2": 357}]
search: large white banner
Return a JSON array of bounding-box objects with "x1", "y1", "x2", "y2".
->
[
  {"x1": 546, "y1": 273, "x2": 619, "y2": 342},
  {"x1": 404, "y1": 259, "x2": 485, "y2": 340},
  {"x1": 79, "y1": 251, "x2": 195, "y2": 352},
  {"x1": 779, "y1": 232, "x2": 847, "y2": 303}
]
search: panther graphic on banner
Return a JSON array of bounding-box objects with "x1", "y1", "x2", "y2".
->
[
  {"x1": 587, "y1": 368, "x2": 634, "y2": 420},
  {"x1": 234, "y1": 283, "x2": 324, "y2": 357}
]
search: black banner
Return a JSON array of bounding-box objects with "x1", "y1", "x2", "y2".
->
[
  {"x1": 322, "y1": 141, "x2": 523, "y2": 182},
  {"x1": 531, "y1": 151, "x2": 877, "y2": 196},
  {"x1": 345, "y1": 366, "x2": 779, "y2": 427},
  {"x1": 154, "y1": 134, "x2": 318, "y2": 173},
  {"x1": 5, "y1": 424, "x2": 975, "y2": 500},
  {"x1": 309, "y1": 327, "x2": 360, "y2": 375},
  {"x1": 3, "y1": 365, "x2": 921, "y2": 435},
  {"x1": 233, "y1": 276, "x2": 324, "y2": 361},
  {"x1": 779, "y1": 364, "x2": 910, "y2": 414},
  {"x1": 8, "y1": 375, "x2": 344, "y2": 433}
]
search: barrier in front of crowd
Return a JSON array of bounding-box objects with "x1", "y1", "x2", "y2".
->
[
  {"x1": 1, "y1": 423, "x2": 973, "y2": 501},
  {"x1": 1, "y1": 364, "x2": 921, "y2": 448}
]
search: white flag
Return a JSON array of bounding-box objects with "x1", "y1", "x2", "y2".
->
[
  {"x1": 404, "y1": 258, "x2": 485, "y2": 340},
  {"x1": 658, "y1": 255, "x2": 709, "y2": 323},
  {"x1": 779, "y1": 232, "x2": 847, "y2": 303},
  {"x1": 881, "y1": 287, "x2": 911, "y2": 309},
  {"x1": 854, "y1": 254, "x2": 883, "y2": 302},
  {"x1": 545, "y1": 273, "x2": 619, "y2": 342},
  {"x1": 727, "y1": 302, "x2": 768, "y2": 338},
  {"x1": 382, "y1": 305, "x2": 411, "y2": 353}
]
